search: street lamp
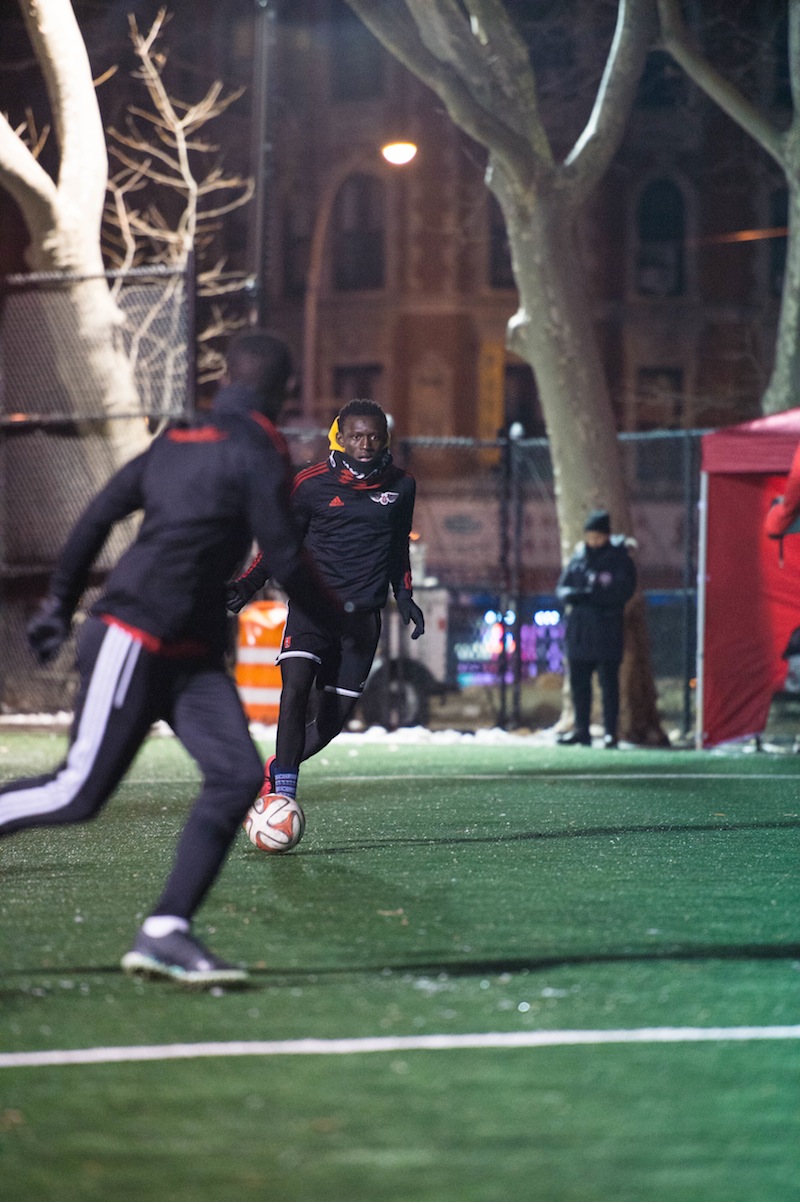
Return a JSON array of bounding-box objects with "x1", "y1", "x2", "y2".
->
[
  {"x1": 301, "y1": 140, "x2": 417, "y2": 424},
  {"x1": 247, "y1": 0, "x2": 276, "y2": 326}
]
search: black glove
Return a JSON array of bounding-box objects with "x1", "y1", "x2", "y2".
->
[
  {"x1": 26, "y1": 596, "x2": 72, "y2": 666},
  {"x1": 226, "y1": 580, "x2": 254, "y2": 614},
  {"x1": 396, "y1": 594, "x2": 424, "y2": 640}
]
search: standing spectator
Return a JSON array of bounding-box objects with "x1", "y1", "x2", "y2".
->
[
  {"x1": 0, "y1": 330, "x2": 340, "y2": 987},
  {"x1": 556, "y1": 508, "x2": 637, "y2": 748},
  {"x1": 227, "y1": 399, "x2": 423, "y2": 804}
]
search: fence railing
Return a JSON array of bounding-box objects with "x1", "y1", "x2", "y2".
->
[
  {"x1": 0, "y1": 266, "x2": 190, "y2": 712},
  {"x1": 0, "y1": 266, "x2": 701, "y2": 723}
]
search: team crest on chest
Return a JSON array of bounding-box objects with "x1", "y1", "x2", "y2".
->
[{"x1": 370, "y1": 491, "x2": 399, "y2": 506}]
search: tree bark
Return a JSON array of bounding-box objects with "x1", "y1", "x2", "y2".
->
[{"x1": 0, "y1": 0, "x2": 149, "y2": 473}]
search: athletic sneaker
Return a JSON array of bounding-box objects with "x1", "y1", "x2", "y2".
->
[
  {"x1": 264, "y1": 754, "x2": 276, "y2": 792},
  {"x1": 121, "y1": 929, "x2": 249, "y2": 987}
]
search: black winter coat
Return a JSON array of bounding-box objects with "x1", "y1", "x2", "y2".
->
[{"x1": 556, "y1": 536, "x2": 637, "y2": 663}]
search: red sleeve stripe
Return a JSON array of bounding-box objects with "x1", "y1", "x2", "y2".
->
[
  {"x1": 241, "y1": 552, "x2": 265, "y2": 581},
  {"x1": 291, "y1": 461, "x2": 327, "y2": 494},
  {"x1": 167, "y1": 427, "x2": 228, "y2": 443},
  {"x1": 249, "y1": 410, "x2": 290, "y2": 457}
]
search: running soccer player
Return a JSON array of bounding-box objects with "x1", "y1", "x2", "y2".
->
[
  {"x1": 227, "y1": 399, "x2": 424, "y2": 802},
  {"x1": 0, "y1": 330, "x2": 341, "y2": 987}
]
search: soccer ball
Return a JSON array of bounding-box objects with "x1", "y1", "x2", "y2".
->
[{"x1": 243, "y1": 792, "x2": 305, "y2": 853}]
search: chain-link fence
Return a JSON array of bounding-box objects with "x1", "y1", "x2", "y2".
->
[
  {"x1": 0, "y1": 278, "x2": 701, "y2": 728},
  {"x1": 0, "y1": 266, "x2": 190, "y2": 710},
  {"x1": 280, "y1": 426, "x2": 702, "y2": 735}
]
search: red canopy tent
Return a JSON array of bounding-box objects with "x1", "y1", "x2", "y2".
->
[{"x1": 698, "y1": 408, "x2": 800, "y2": 747}]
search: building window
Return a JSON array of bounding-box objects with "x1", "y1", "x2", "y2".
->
[
  {"x1": 282, "y1": 195, "x2": 313, "y2": 298},
  {"x1": 333, "y1": 174, "x2": 385, "y2": 291},
  {"x1": 636, "y1": 367, "x2": 683, "y2": 429},
  {"x1": 489, "y1": 195, "x2": 515, "y2": 290},
  {"x1": 634, "y1": 367, "x2": 684, "y2": 492},
  {"x1": 504, "y1": 1, "x2": 575, "y2": 78},
  {"x1": 635, "y1": 179, "x2": 685, "y2": 297},
  {"x1": 635, "y1": 50, "x2": 685, "y2": 109},
  {"x1": 526, "y1": 24, "x2": 574, "y2": 75},
  {"x1": 329, "y1": 0, "x2": 383, "y2": 101},
  {"x1": 770, "y1": 187, "x2": 788, "y2": 297},
  {"x1": 333, "y1": 364, "x2": 384, "y2": 408}
]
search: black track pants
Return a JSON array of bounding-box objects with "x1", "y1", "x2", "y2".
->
[
  {"x1": 568, "y1": 658, "x2": 621, "y2": 739},
  {"x1": 0, "y1": 617, "x2": 263, "y2": 920}
]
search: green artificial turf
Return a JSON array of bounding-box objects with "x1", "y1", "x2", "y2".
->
[{"x1": 1, "y1": 730, "x2": 798, "y2": 1201}]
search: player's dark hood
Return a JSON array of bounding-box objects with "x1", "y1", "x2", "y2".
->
[{"x1": 329, "y1": 445, "x2": 393, "y2": 483}]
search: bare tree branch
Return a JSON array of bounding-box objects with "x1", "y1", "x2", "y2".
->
[
  {"x1": 657, "y1": 0, "x2": 786, "y2": 168},
  {"x1": 21, "y1": 0, "x2": 107, "y2": 224},
  {"x1": 565, "y1": 0, "x2": 657, "y2": 198},
  {"x1": 103, "y1": 11, "x2": 252, "y2": 275},
  {"x1": 12, "y1": 108, "x2": 51, "y2": 159},
  {"x1": 346, "y1": 0, "x2": 547, "y2": 178}
]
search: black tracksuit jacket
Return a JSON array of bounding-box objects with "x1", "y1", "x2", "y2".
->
[
  {"x1": 236, "y1": 449, "x2": 416, "y2": 612},
  {"x1": 48, "y1": 384, "x2": 334, "y2": 655},
  {"x1": 556, "y1": 536, "x2": 637, "y2": 663}
]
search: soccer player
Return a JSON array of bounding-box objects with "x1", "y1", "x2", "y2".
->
[
  {"x1": 0, "y1": 330, "x2": 341, "y2": 987},
  {"x1": 227, "y1": 399, "x2": 424, "y2": 802}
]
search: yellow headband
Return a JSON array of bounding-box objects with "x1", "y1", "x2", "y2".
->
[
  {"x1": 328, "y1": 417, "x2": 345, "y2": 451},
  {"x1": 328, "y1": 414, "x2": 391, "y2": 452}
]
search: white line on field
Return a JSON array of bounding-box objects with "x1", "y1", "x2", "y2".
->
[
  {"x1": 331, "y1": 773, "x2": 800, "y2": 783},
  {"x1": 3, "y1": 1025, "x2": 800, "y2": 1068},
  {"x1": 103, "y1": 772, "x2": 800, "y2": 789}
]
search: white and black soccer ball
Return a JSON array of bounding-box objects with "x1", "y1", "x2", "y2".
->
[{"x1": 243, "y1": 792, "x2": 306, "y2": 853}]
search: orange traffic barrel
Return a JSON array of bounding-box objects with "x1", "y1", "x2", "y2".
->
[{"x1": 235, "y1": 600, "x2": 288, "y2": 723}]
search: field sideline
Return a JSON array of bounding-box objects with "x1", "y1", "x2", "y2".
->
[{"x1": 1, "y1": 727, "x2": 798, "y2": 1201}]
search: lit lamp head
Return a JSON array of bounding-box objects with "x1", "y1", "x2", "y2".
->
[{"x1": 381, "y1": 141, "x2": 418, "y2": 166}]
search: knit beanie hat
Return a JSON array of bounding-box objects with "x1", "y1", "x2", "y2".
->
[{"x1": 584, "y1": 508, "x2": 611, "y2": 534}]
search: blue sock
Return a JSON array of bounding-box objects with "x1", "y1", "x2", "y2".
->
[{"x1": 274, "y1": 769, "x2": 299, "y2": 799}]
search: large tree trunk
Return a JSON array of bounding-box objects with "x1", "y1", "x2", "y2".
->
[
  {"x1": 499, "y1": 177, "x2": 666, "y2": 743},
  {"x1": 620, "y1": 596, "x2": 669, "y2": 745},
  {"x1": 0, "y1": 0, "x2": 149, "y2": 713},
  {"x1": 761, "y1": 176, "x2": 800, "y2": 414},
  {"x1": 0, "y1": 0, "x2": 149, "y2": 475}
]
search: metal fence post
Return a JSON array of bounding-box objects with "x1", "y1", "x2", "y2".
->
[
  {"x1": 681, "y1": 431, "x2": 697, "y2": 738},
  {"x1": 498, "y1": 432, "x2": 510, "y2": 729},
  {"x1": 510, "y1": 429, "x2": 523, "y2": 729}
]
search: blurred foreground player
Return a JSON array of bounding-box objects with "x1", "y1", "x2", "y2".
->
[
  {"x1": 0, "y1": 331, "x2": 340, "y2": 987},
  {"x1": 228, "y1": 399, "x2": 423, "y2": 802}
]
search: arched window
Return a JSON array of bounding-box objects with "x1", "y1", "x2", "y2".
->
[
  {"x1": 333, "y1": 173, "x2": 385, "y2": 291},
  {"x1": 635, "y1": 179, "x2": 685, "y2": 296},
  {"x1": 282, "y1": 194, "x2": 312, "y2": 298},
  {"x1": 488, "y1": 194, "x2": 515, "y2": 290},
  {"x1": 635, "y1": 50, "x2": 685, "y2": 109}
]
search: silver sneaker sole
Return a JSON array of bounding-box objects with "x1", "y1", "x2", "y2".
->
[{"x1": 121, "y1": 950, "x2": 250, "y2": 988}]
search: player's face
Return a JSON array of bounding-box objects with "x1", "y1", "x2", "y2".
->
[
  {"x1": 585, "y1": 531, "x2": 610, "y2": 549},
  {"x1": 340, "y1": 415, "x2": 388, "y2": 461}
]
